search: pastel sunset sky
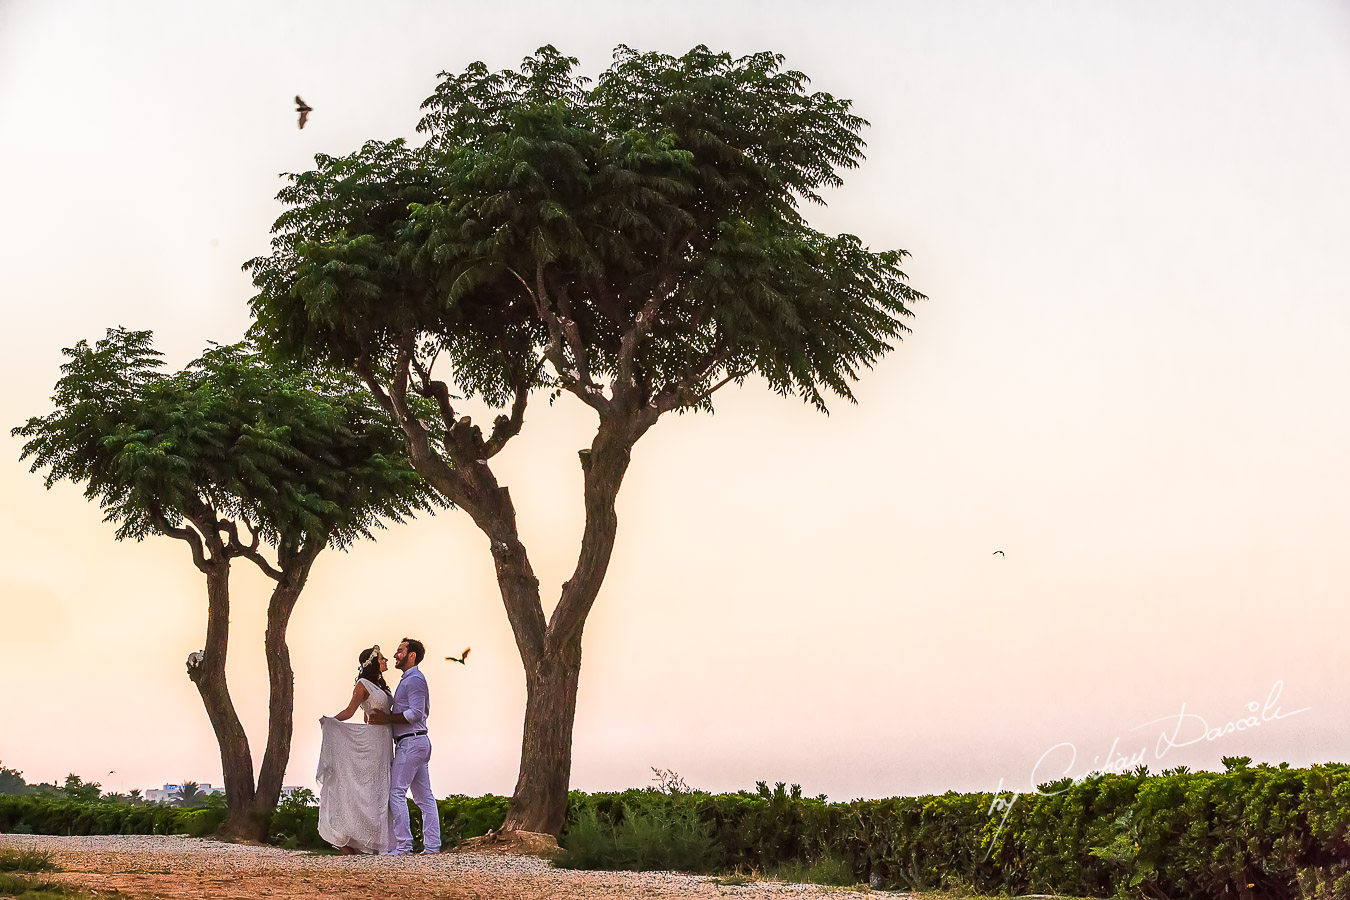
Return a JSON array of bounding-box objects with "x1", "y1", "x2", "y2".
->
[{"x1": 1, "y1": 0, "x2": 1346, "y2": 800}]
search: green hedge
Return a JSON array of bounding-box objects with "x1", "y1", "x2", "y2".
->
[
  {"x1": 0, "y1": 796, "x2": 224, "y2": 838},
  {"x1": 564, "y1": 764, "x2": 1350, "y2": 898},
  {"x1": 5, "y1": 763, "x2": 1350, "y2": 899}
]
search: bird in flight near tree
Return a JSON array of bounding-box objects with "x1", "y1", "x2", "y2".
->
[
  {"x1": 295, "y1": 95, "x2": 312, "y2": 129},
  {"x1": 445, "y1": 647, "x2": 471, "y2": 665}
]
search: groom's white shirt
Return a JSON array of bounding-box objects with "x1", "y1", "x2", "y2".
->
[{"x1": 391, "y1": 665, "x2": 429, "y2": 738}]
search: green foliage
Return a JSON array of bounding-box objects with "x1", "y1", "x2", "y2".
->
[
  {"x1": 58, "y1": 777, "x2": 99, "y2": 804},
  {"x1": 268, "y1": 788, "x2": 320, "y2": 849},
  {"x1": 13, "y1": 329, "x2": 441, "y2": 551},
  {"x1": 0, "y1": 847, "x2": 59, "y2": 872},
  {"x1": 769, "y1": 848, "x2": 856, "y2": 887},
  {"x1": 438, "y1": 794, "x2": 510, "y2": 845},
  {"x1": 0, "y1": 871, "x2": 128, "y2": 899},
  {"x1": 0, "y1": 795, "x2": 225, "y2": 838},
  {"x1": 9, "y1": 766, "x2": 1350, "y2": 899},
  {"x1": 171, "y1": 782, "x2": 203, "y2": 809},
  {"x1": 0, "y1": 764, "x2": 28, "y2": 796},
  {"x1": 247, "y1": 44, "x2": 923, "y2": 420},
  {"x1": 554, "y1": 801, "x2": 719, "y2": 873}
]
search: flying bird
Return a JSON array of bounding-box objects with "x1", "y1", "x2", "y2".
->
[
  {"x1": 992, "y1": 550, "x2": 1005, "y2": 557},
  {"x1": 445, "y1": 646, "x2": 471, "y2": 665},
  {"x1": 295, "y1": 95, "x2": 312, "y2": 129}
]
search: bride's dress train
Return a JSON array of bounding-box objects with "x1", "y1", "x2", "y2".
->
[{"x1": 316, "y1": 678, "x2": 393, "y2": 853}]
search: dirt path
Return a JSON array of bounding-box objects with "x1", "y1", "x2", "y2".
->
[{"x1": 0, "y1": 835, "x2": 889, "y2": 899}]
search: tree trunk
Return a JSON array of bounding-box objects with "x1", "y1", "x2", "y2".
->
[
  {"x1": 250, "y1": 544, "x2": 321, "y2": 835},
  {"x1": 188, "y1": 559, "x2": 260, "y2": 841},
  {"x1": 499, "y1": 418, "x2": 642, "y2": 835},
  {"x1": 501, "y1": 637, "x2": 583, "y2": 835}
]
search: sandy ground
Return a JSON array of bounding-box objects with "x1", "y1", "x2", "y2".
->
[{"x1": 0, "y1": 834, "x2": 891, "y2": 899}]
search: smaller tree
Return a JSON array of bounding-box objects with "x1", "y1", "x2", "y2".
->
[
  {"x1": 15, "y1": 329, "x2": 442, "y2": 839},
  {"x1": 61, "y1": 774, "x2": 101, "y2": 802},
  {"x1": 0, "y1": 763, "x2": 27, "y2": 796},
  {"x1": 127, "y1": 788, "x2": 143, "y2": 804}
]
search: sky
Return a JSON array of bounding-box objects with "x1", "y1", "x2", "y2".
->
[{"x1": 1, "y1": 0, "x2": 1348, "y2": 802}]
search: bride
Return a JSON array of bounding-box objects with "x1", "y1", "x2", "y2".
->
[{"x1": 317, "y1": 645, "x2": 394, "y2": 854}]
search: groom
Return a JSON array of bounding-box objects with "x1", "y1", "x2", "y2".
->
[{"x1": 367, "y1": 637, "x2": 441, "y2": 854}]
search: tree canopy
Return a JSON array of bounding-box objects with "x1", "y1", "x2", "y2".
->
[
  {"x1": 246, "y1": 44, "x2": 922, "y2": 420},
  {"x1": 15, "y1": 328, "x2": 438, "y2": 555}
]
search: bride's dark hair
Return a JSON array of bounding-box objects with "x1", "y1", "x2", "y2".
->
[{"x1": 356, "y1": 646, "x2": 392, "y2": 698}]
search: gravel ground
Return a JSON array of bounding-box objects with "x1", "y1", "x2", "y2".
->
[{"x1": 0, "y1": 834, "x2": 895, "y2": 899}]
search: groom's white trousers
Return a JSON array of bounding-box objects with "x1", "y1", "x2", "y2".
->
[{"x1": 389, "y1": 734, "x2": 440, "y2": 853}]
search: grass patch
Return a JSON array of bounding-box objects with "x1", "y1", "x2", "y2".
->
[
  {"x1": 0, "y1": 871, "x2": 128, "y2": 898},
  {"x1": 768, "y1": 850, "x2": 857, "y2": 887},
  {"x1": 0, "y1": 847, "x2": 59, "y2": 873}
]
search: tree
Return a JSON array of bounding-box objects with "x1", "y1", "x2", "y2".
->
[
  {"x1": 128, "y1": 788, "x2": 143, "y2": 804},
  {"x1": 0, "y1": 763, "x2": 27, "y2": 796},
  {"x1": 61, "y1": 774, "x2": 101, "y2": 802},
  {"x1": 246, "y1": 45, "x2": 923, "y2": 835},
  {"x1": 173, "y1": 781, "x2": 204, "y2": 808},
  {"x1": 15, "y1": 330, "x2": 441, "y2": 840}
]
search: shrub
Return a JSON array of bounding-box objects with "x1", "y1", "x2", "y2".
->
[
  {"x1": 438, "y1": 794, "x2": 508, "y2": 845},
  {"x1": 267, "y1": 788, "x2": 320, "y2": 849},
  {"x1": 556, "y1": 799, "x2": 719, "y2": 873}
]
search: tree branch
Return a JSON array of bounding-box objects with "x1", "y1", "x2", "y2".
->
[
  {"x1": 382, "y1": 332, "x2": 443, "y2": 468},
  {"x1": 483, "y1": 374, "x2": 530, "y2": 459},
  {"x1": 554, "y1": 283, "x2": 592, "y2": 391},
  {"x1": 148, "y1": 507, "x2": 211, "y2": 573},
  {"x1": 615, "y1": 290, "x2": 667, "y2": 400},
  {"x1": 614, "y1": 229, "x2": 691, "y2": 401},
  {"x1": 355, "y1": 343, "x2": 473, "y2": 513},
  {"x1": 411, "y1": 356, "x2": 460, "y2": 457},
  {"x1": 651, "y1": 329, "x2": 735, "y2": 414},
  {"x1": 222, "y1": 518, "x2": 283, "y2": 581},
  {"x1": 517, "y1": 264, "x2": 609, "y2": 414},
  {"x1": 354, "y1": 355, "x2": 396, "y2": 416}
]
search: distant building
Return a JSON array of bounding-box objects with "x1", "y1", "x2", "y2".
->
[
  {"x1": 140, "y1": 783, "x2": 303, "y2": 804},
  {"x1": 142, "y1": 783, "x2": 225, "y2": 804}
]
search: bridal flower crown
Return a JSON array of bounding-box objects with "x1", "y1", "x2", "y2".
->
[{"x1": 358, "y1": 646, "x2": 381, "y2": 674}]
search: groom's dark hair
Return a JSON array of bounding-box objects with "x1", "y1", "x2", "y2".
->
[{"x1": 402, "y1": 637, "x2": 426, "y2": 666}]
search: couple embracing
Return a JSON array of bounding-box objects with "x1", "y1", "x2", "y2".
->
[{"x1": 316, "y1": 638, "x2": 441, "y2": 855}]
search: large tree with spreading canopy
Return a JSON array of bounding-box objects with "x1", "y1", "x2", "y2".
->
[
  {"x1": 14, "y1": 329, "x2": 440, "y2": 840},
  {"x1": 246, "y1": 44, "x2": 924, "y2": 835}
]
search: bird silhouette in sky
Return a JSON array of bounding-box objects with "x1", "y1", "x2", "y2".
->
[
  {"x1": 295, "y1": 95, "x2": 312, "y2": 129},
  {"x1": 992, "y1": 550, "x2": 1005, "y2": 557},
  {"x1": 445, "y1": 647, "x2": 471, "y2": 664}
]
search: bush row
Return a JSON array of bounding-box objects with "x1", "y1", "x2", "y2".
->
[
  {"x1": 0, "y1": 795, "x2": 225, "y2": 838},
  {"x1": 6, "y1": 763, "x2": 1350, "y2": 899},
  {"x1": 561, "y1": 762, "x2": 1350, "y2": 898}
]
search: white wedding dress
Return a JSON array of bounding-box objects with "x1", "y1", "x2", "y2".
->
[{"x1": 317, "y1": 678, "x2": 393, "y2": 853}]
